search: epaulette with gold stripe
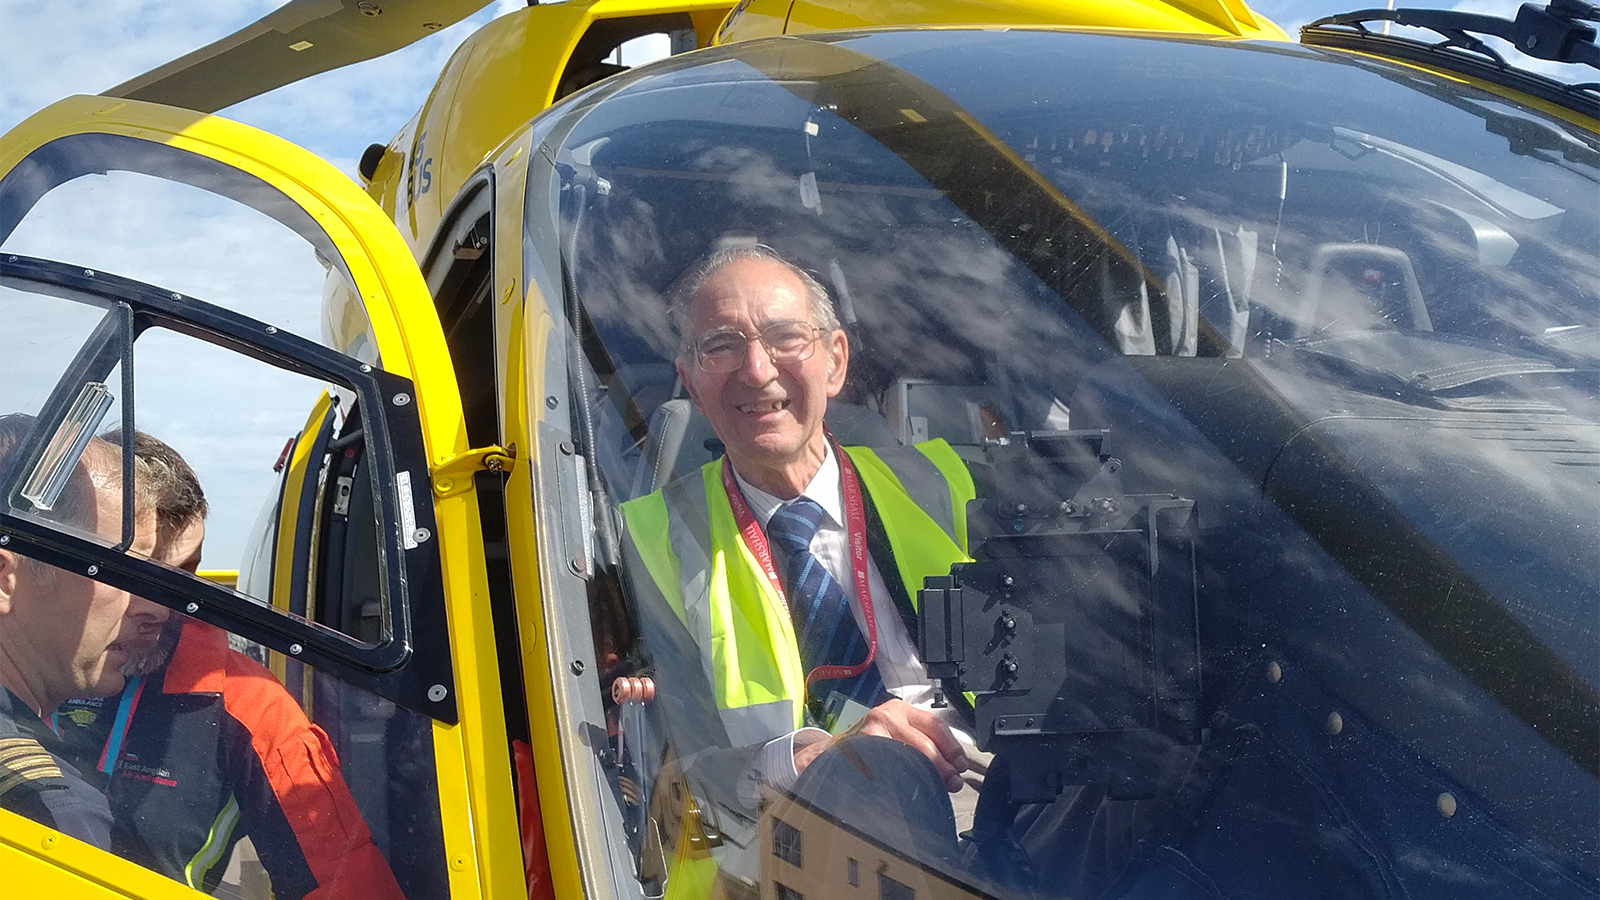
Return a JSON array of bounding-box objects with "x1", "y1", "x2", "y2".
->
[{"x1": 0, "y1": 736, "x2": 65, "y2": 797}]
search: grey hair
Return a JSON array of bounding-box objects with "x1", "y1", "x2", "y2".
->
[
  {"x1": 101, "y1": 429, "x2": 207, "y2": 544},
  {"x1": 669, "y1": 243, "x2": 841, "y2": 357}
]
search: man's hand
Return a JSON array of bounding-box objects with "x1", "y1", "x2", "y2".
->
[{"x1": 793, "y1": 699, "x2": 969, "y2": 792}]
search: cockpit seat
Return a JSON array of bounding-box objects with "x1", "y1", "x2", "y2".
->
[
  {"x1": 628, "y1": 397, "x2": 900, "y2": 498},
  {"x1": 1296, "y1": 244, "x2": 1432, "y2": 338}
]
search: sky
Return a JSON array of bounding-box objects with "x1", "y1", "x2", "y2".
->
[
  {"x1": 0, "y1": 1, "x2": 528, "y2": 573},
  {"x1": 0, "y1": 0, "x2": 1589, "y2": 573},
  {"x1": 0, "y1": 0, "x2": 1585, "y2": 166},
  {"x1": 0, "y1": 0, "x2": 529, "y2": 180}
]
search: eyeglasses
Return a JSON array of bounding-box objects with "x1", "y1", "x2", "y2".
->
[{"x1": 690, "y1": 321, "x2": 824, "y2": 373}]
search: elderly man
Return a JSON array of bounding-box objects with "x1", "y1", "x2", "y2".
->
[
  {"x1": 621, "y1": 245, "x2": 980, "y2": 887},
  {"x1": 0, "y1": 413, "x2": 152, "y2": 846}
]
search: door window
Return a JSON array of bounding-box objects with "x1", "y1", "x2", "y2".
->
[{"x1": 0, "y1": 114, "x2": 452, "y2": 899}]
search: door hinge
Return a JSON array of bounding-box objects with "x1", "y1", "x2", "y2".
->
[{"x1": 431, "y1": 445, "x2": 516, "y2": 497}]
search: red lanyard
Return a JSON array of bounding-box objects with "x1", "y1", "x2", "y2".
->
[{"x1": 721, "y1": 442, "x2": 880, "y2": 685}]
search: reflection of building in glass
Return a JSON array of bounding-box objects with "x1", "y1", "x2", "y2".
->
[
  {"x1": 759, "y1": 795, "x2": 1000, "y2": 900},
  {"x1": 773, "y1": 818, "x2": 803, "y2": 867},
  {"x1": 880, "y1": 872, "x2": 917, "y2": 900}
]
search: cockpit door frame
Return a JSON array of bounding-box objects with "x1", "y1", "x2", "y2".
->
[{"x1": 0, "y1": 94, "x2": 526, "y2": 899}]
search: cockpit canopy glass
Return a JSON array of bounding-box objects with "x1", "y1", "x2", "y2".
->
[{"x1": 540, "y1": 29, "x2": 1598, "y2": 900}]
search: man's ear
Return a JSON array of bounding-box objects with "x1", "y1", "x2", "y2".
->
[
  {"x1": 825, "y1": 329, "x2": 850, "y2": 397},
  {"x1": 0, "y1": 549, "x2": 19, "y2": 616},
  {"x1": 675, "y1": 356, "x2": 705, "y2": 413}
]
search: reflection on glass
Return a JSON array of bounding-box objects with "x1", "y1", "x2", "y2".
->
[
  {"x1": 48, "y1": 612, "x2": 446, "y2": 899},
  {"x1": 1, "y1": 388, "x2": 445, "y2": 897},
  {"x1": 19, "y1": 381, "x2": 112, "y2": 511},
  {"x1": 541, "y1": 29, "x2": 1598, "y2": 900},
  {"x1": 1, "y1": 275, "x2": 389, "y2": 645}
]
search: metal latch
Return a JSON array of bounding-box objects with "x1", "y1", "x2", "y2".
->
[{"x1": 431, "y1": 445, "x2": 516, "y2": 498}]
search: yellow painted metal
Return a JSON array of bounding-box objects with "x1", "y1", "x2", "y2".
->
[
  {"x1": 0, "y1": 94, "x2": 522, "y2": 900},
  {"x1": 487, "y1": 129, "x2": 590, "y2": 900},
  {"x1": 267, "y1": 394, "x2": 334, "y2": 697},
  {"x1": 432, "y1": 445, "x2": 518, "y2": 498},
  {"x1": 12, "y1": 10, "x2": 1590, "y2": 900},
  {"x1": 716, "y1": 0, "x2": 1287, "y2": 43},
  {"x1": 272, "y1": 395, "x2": 334, "y2": 617},
  {"x1": 428, "y1": 476, "x2": 531, "y2": 900},
  {"x1": 364, "y1": 117, "x2": 411, "y2": 221},
  {"x1": 508, "y1": 276, "x2": 589, "y2": 898},
  {"x1": 492, "y1": 137, "x2": 530, "y2": 420},
  {"x1": 374, "y1": 0, "x2": 735, "y2": 255},
  {"x1": 196, "y1": 569, "x2": 239, "y2": 589},
  {"x1": 1, "y1": 811, "x2": 203, "y2": 899}
]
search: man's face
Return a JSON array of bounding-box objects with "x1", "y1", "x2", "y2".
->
[
  {"x1": 69, "y1": 491, "x2": 157, "y2": 699},
  {"x1": 117, "y1": 517, "x2": 204, "y2": 675},
  {"x1": 0, "y1": 452, "x2": 155, "y2": 712},
  {"x1": 676, "y1": 258, "x2": 848, "y2": 491}
]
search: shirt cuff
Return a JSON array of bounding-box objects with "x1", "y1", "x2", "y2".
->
[{"x1": 738, "y1": 727, "x2": 830, "y2": 808}]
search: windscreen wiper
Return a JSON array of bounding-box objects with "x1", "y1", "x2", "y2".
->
[
  {"x1": 1303, "y1": 0, "x2": 1600, "y2": 118},
  {"x1": 1313, "y1": 0, "x2": 1600, "y2": 68}
]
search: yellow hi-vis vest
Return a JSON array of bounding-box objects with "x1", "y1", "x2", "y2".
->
[
  {"x1": 620, "y1": 441, "x2": 975, "y2": 899},
  {"x1": 622, "y1": 440, "x2": 975, "y2": 737}
]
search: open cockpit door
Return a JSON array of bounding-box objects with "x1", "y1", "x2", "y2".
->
[
  {"x1": 0, "y1": 257, "x2": 452, "y2": 715},
  {"x1": 0, "y1": 95, "x2": 510, "y2": 900},
  {"x1": 0, "y1": 93, "x2": 463, "y2": 720}
]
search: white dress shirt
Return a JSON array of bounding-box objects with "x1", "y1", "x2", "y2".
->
[{"x1": 730, "y1": 443, "x2": 971, "y2": 803}]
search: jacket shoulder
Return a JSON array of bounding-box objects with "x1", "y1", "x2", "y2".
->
[{"x1": 0, "y1": 734, "x2": 68, "y2": 799}]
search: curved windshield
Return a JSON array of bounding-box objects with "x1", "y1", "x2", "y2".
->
[{"x1": 541, "y1": 30, "x2": 1597, "y2": 900}]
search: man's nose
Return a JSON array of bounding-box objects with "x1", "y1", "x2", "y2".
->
[
  {"x1": 125, "y1": 594, "x2": 171, "y2": 624},
  {"x1": 733, "y1": 333, "x2": 778, "y2": 383}
]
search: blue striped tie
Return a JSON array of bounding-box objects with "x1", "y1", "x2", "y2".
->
[{"x1": 766, "y1": 497, "x2": 888, "y2": 721}]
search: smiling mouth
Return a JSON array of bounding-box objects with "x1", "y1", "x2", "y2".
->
[{"x1": 735, "y1": 399, "x2": 790, "y2": 414}]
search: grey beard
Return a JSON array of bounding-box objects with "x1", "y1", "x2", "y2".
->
[{"x1": 121, "y1": 621, "x2": 181, "y2": 677}]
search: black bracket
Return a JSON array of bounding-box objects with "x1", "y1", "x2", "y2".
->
[{"x1": 1309, "y1": 1, "x2": 1600, "y2": 68}]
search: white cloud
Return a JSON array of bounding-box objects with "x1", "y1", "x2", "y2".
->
[
  {"x1": 221, "y1": 0, "x2": 520, "y2": 179},
  {"x1": 0, "y1": 1, "x2": 277, "y2": 134},
  {"x1": 1, "y1": 0, "x2": 521, "y2": 179},
  {"x1": 0, "y1": 0, "x2": 520, "y2": 571}
]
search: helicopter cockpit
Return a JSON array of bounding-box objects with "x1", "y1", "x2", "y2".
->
[{"x1": 533, "y1": 27, "x2": 1598, "y2": 900}]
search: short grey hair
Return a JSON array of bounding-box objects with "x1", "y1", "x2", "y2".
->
[
  {"x1": 670, "y1": 244, "x2": 841, "y2": 357},
  {"x1": 101, "y1": 429, "x2": 207, "y2": 540}
]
